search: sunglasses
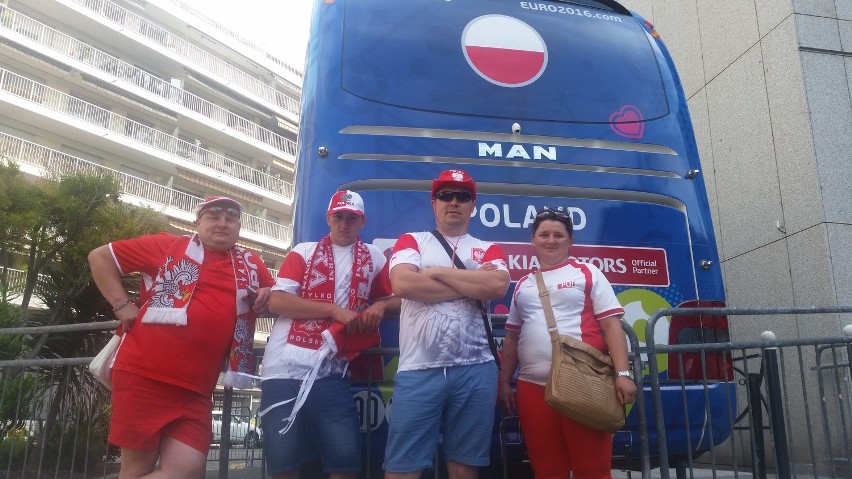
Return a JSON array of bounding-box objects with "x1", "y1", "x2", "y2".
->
[
  {"x1": 201, "y1": 206, "x2": 241, "y2": 220},
  {"x1": 434, "y1": 191, "x2": 473, "y2": 203},
  {"x1": 536, "y1": 207, "x2": 570, "y2": 219}
]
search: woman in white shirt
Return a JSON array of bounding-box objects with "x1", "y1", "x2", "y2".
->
[{"x1": 498, "y1": 207, "x2": 637, "y2": 479}]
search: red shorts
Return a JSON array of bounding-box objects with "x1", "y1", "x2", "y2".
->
[
  {"x1": 109, "y1": 369, "x2": 213, "y2": 454},
  {"x1": 516, "y1": 380, "x2": 613, "y2": 479}
]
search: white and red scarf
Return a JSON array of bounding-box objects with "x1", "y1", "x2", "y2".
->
[
  {"x1": 140, "y1": 234, "x2": 258, "y2": 389},
  {"x1": 286, "y1": 235, "x2": 373, "y2": 349},
  {"x1": 262, "y1": 235, "x2": 380, "y2": 434}
]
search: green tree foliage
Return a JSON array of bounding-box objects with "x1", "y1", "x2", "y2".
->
[
  {"x1": 0, "y1": 161, "x2": 163, "y2": 332},
  {"x1": 0, "y1": 426, "x2": 35, "y2": 471},
  {"x1": 0, "y1": 302, "x2": 24, "y2": 361},
  {"x1": 0, "y1": 161, "x2": 164, "y2": 472}
]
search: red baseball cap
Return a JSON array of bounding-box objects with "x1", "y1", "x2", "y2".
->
[
  {"x1": 432, "y1": 169, "x2": 476, "y2": 199},
  {"x1": 195, "y1": 196, "x2": 243, "y2": 219},
  {"x1": 327, "y1": 190, "x2": 365, "y2": 216}
]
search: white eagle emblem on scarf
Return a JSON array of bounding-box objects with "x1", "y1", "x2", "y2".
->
[{"x1": 150, "y1": 257, "x2": 200, "y2": 308}]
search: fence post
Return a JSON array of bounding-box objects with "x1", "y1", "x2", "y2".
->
[
  {"x1": 645, "y1": 311, "x2": 670, "y2": 479},
  {"x1": 747, "y1": 372, "x2": 767, "y2": 479},
  {"x1": 219, "y1": 387, "x2": 234, "y2": 479},
  {"x1": 761, "y1": 331, "x2": 791, "y2": 479},
  {"x1": 620, "y1": 319, "x2": 651, "y2": 478}
]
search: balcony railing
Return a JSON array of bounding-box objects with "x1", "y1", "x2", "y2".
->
[
  {"x1": 0, "y1": 132, "x2": 292, "y2": 248},
  {"x1": 0, "y1": 5, "x2": 296, "y2": 158},
  {"x1": 0, "y1": 68, "x2": 294, "y2": 200},
  {"x1": 0, "y1": 267, "x2": 27, "y2": 291},
  {"x1": 65, "y1": 0, "x2": 300, "y2": 116},
  {"x1": 166, "y1": 0, "x2": 303, "y2": 80},
  {"x1": 0, "y1": 267, "x2": 50, "y2": 308}
]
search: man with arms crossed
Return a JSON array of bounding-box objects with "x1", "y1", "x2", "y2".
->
[{"x1": 384, "y1": 170, "x2": 510, "y2": 479}]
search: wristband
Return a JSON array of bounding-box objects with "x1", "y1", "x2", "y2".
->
[{"x1": 112, "y1": 299, "x2": 132, "y2": 312}]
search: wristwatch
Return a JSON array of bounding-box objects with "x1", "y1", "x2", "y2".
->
[{"x1": 616, "y1": 370, "x2": 633, "y2": 379}]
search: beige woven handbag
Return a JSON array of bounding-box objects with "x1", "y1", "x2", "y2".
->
[{"x1": 534, "y1": 269, "x2": 625, "y2": 432}]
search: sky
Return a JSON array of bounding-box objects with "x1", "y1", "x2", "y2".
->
[{"x1": 180, "y1": 0, "x2": 313, "y2": 71}]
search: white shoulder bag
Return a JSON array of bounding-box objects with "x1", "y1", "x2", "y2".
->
[{"x1": 88, "y1": 334, "x2": 124, "y2": 389}]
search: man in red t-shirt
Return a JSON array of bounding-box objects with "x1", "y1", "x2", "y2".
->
[{"x1": 88, "y1": 196, "x2": 274, "y2": 479}]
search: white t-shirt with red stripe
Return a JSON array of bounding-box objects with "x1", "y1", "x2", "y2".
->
[
  {"x1": 390, "y1": 232, "x2": 509, "y2": 372},
  {"x1": 261, "y1": 241, "x2": 392, "y2": 379},
  {"x1": 507, "y1": 260, "x2": 624, "y2": 386}
]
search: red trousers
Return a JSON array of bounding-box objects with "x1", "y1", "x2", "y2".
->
[{"x1": 516, "y1": 380, "x2": 613, "y2": 479}]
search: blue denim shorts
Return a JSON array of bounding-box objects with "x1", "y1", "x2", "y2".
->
[
  {"x1": 383, "y1": 361, "x2": 498, "y2": 473},
  {"x1": 260, "y1": 375, "x2": 362, "y2": 475}
]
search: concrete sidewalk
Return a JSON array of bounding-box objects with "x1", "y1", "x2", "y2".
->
[
  {"x1": 203, "y1": 466, "x2": 750, "y2": 479},
  {"x1": 205, "y1": 465, "x2": 263, "y2": 479}
]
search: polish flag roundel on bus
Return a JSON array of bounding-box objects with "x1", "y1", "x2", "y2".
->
[{"x1": 462, "y1": 15, "x2": 548, "y2": 88}]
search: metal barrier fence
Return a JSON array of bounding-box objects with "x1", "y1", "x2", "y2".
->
[
  {"x1": 636, "y1": 307, "x2": 852, "y2": 479},
  {"x1": 0, "y1": 322, "x2": 118, "y2": 479},
  {"x1": 1, "y1": 310, "x2": 850, "y2": 479},
  {"x1": 0, "y1": 321, "x2": 265, "y2": 479}
]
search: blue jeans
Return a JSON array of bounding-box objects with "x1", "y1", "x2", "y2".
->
[{"x1": 260, "y1": 375, "x2": 362, "y2": 475}]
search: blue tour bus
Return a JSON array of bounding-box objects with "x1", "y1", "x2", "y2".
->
[{"x1": 291, "y1": 0, "x2": 734, "y2": 473}]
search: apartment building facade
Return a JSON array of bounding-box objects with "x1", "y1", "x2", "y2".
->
[{"x1": 1, "y1": 0, "x2": 298, "y2": 272}]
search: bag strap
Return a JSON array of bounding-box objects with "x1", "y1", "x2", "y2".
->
[
  {"x1": 431, "y1": 230, "x2": 501, "y2": 369},
  {"x1": 534, "y1": 269, "x2": 615, "y2": 365},
  {"x1": 533, "y1": 269, "x2": 560, "y2": 344},
  {"x1": 533, "y1": 269, "x2": 565, "y2": 383}
]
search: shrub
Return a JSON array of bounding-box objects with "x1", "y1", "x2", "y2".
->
[{"x1": 0, "y1": 427, "x2": 36, "y2": 470}]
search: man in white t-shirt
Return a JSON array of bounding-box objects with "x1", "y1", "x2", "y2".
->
[
  {"x1": 260, "y1": 190, "x2": 399, "y2": 479},
  {"x1": 384, "y1": 169, "x2": 511, "y2": 479}
]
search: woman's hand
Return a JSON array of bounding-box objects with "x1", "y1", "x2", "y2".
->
[
  {"x1": 498, "y1": 330, "x2": 521, "y2": 415},
  {"x1": 615, "y1": 376, "x2": 638, "y2": 405},
  {"x1": 498, "y1": 374, "x2": 517, "y2": 416}
]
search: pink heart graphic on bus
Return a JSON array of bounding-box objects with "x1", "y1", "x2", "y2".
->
[{"x1": 609, "y1": 105, "x2": 645, "y2": 139}]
